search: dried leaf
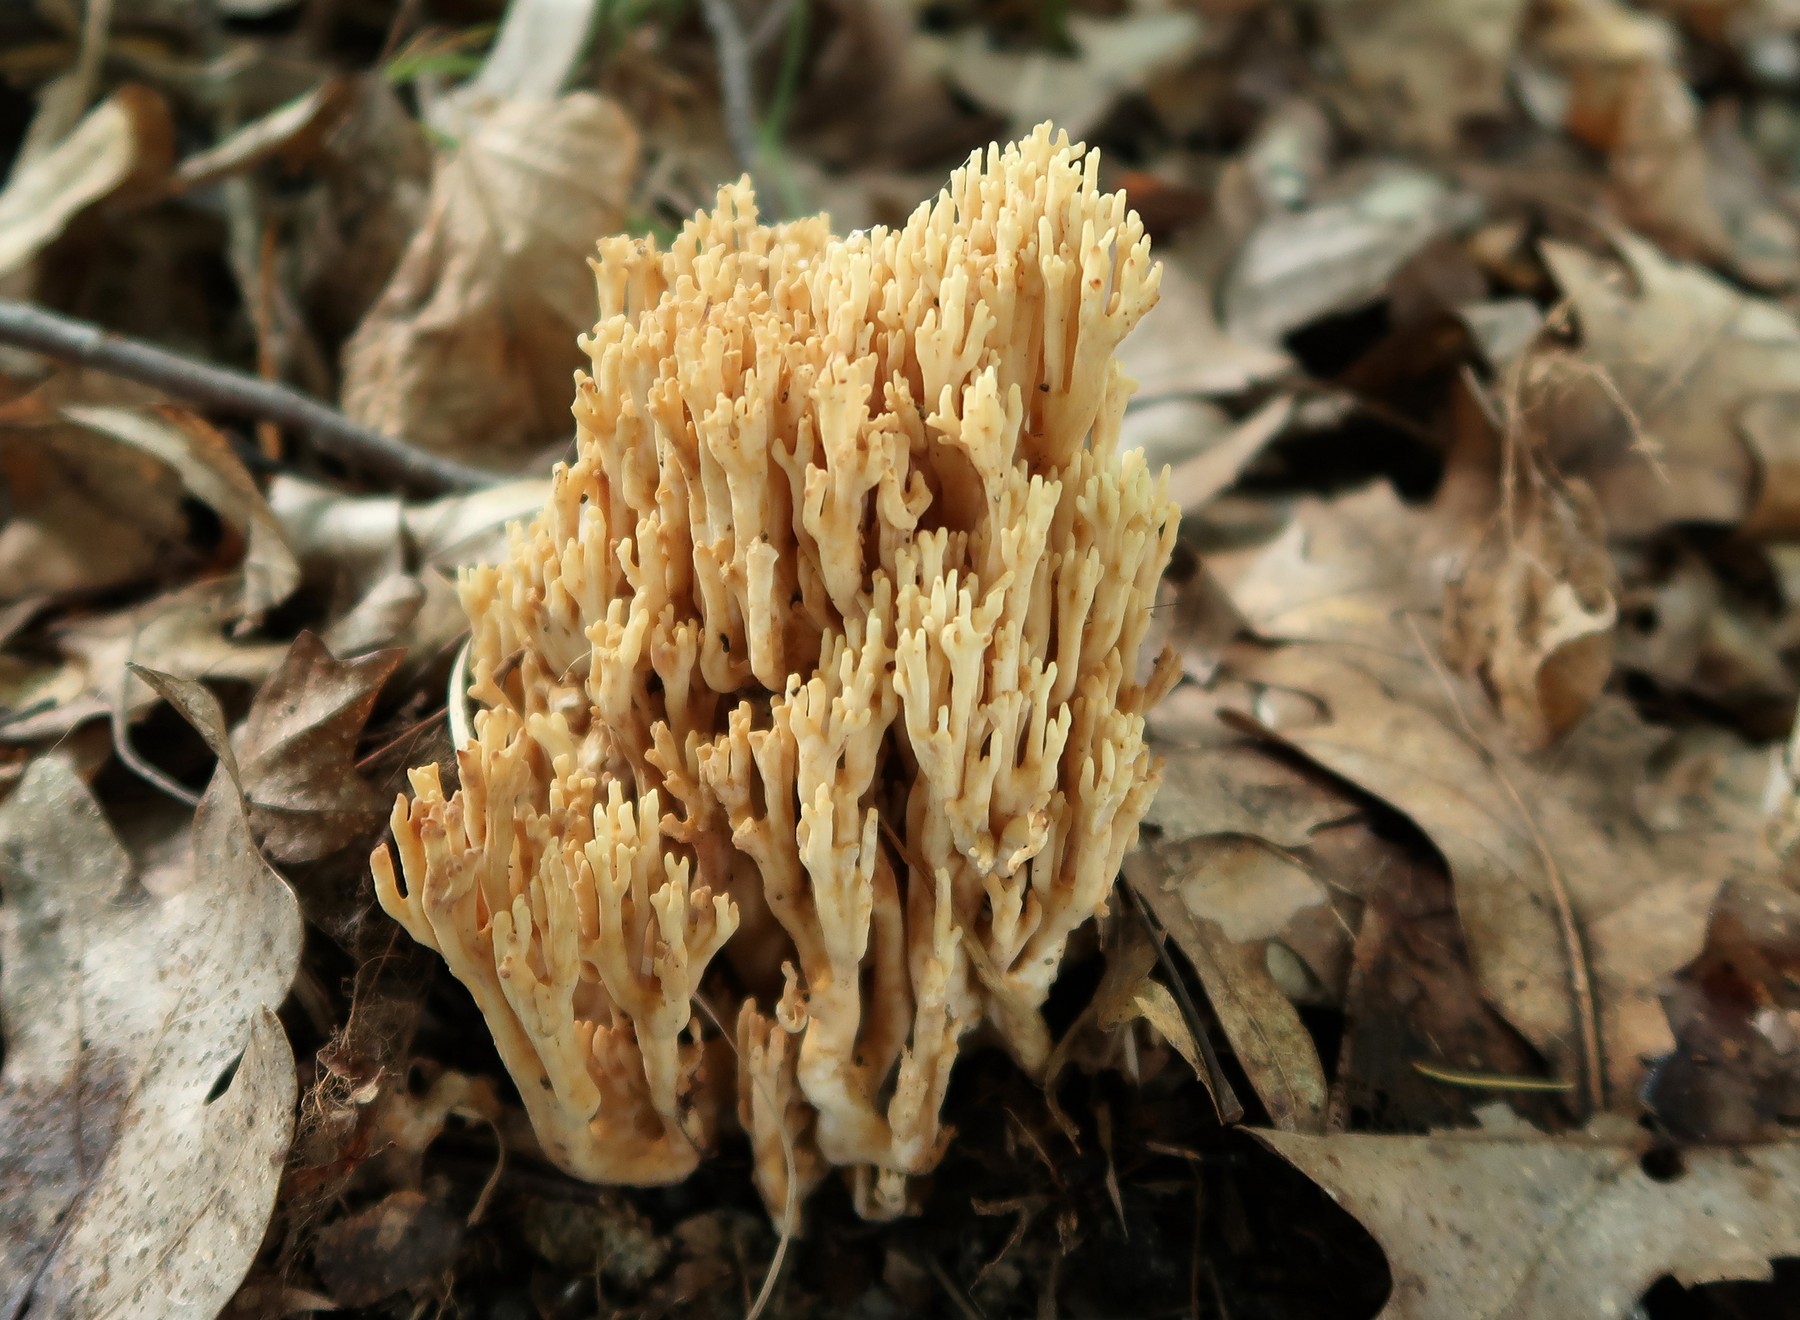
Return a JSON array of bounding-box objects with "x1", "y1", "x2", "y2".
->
[
  {"x1": 0, "y1": 84, "x2": 173, "y2": 280},
  {"x1": 1441, "y1": 462, "x2": 1618, "y2": 749},
  {"x1": 232, "y1": 633, "x2": 405, "y2": 862},
  {"x1": 924, "y1": 10, "x2": 1206, "y2": 141},
  {"x1": 1087, "y1": 930, "x2": 1208, "y2": 1085},
  {"x1": 1215, "y1": 483, "x2": 1777, "y2": 1100},
  {"x1": 1143, "y1": 834, "x2": 1332, "y2": 946},
  {"x1": 1118, "y1": 240, "x2": 1292, "y2": 402},
  {"x1": 1539, "y1": 233, "x2": 1800, "y2": 536},
  {"x1": 129, "y1": 663, "x2": 239, "y2": 778},
  {"x1": 1044, "y1": 924, "x2": 1216, "y2": 1129},
  {"x1": 1610, "y1": 540, "x2": 1793, "y2": 723},
  {"x1": 1222, "y1": 165, "x2": 1482, "y2": 347},
  {"x1": 1144, "y1": 741, "x2": 1356, "y2": 852},
  {"x1": 1232, "y1": 641, "x2": 1767, "y2": 1104},
  {"x1": 0, "y1": 419, "x2": 192, "y2": 604},
  {"x1": 61, "y1": 404, "x2": 302, "y2": 617},
  {"x1": 0, "y1": 755, "x2": 301, "y2": 1318},
  {"x1": 1142, "y1": 552, "x2": 1246, "y2": 688},
  {"x1": 296, "y1": 76, "x2": 434, "y2": 341},
  {"x1": 1261, "y1": 1116, "x2": 1800, "y2": 1319},
  {"x1": 0, "y1": 580, "x2": 288, "y2": 742},
  {"x1": 269, "y1": 474, "x2": 548, "y2": 605},
  {"x1": 340, "y1": 92, "x2": 640, "y2": 457},
  {"x1": 1164, "y1": 395, "x2": 1296, "y2": 514},
  {"x1": 462, "y1": 0, "x2": 604, "y2": 104},
  {"x1": 1642, "y1": 878, "x2": 1800, "y2": 1142},
  {"x1": 1316, "y1": 829, "x2": 1565, "y2": 1132},
  {"x1": 1529, "y1": 0, "x2": 1796, "y2": 285},
  {"x1": 1321, "y1": 0, "x2": 1528, "y2": 150},
  {"x1": 173, "y1": 78, "x2": 354, "y2": 193},
  {"x1": 322, "y1": 572, "x2": 429, "y2": 657},
  {"x1": 1127, "y1": 842, "x2": 1330, "y2": 1132},
  {"x1": 1219, "y1": 483, "x2": 1453, "y2": 653}
]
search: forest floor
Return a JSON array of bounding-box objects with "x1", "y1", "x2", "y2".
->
[{"x1": 3, "y1": 1, "x2": 1800, "y2": 1317}]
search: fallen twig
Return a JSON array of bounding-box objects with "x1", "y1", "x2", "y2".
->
[
  {"x1": 697, "y1": 0, "x2": 762, "y2": 181},
  {"x1": 0, "y1": 299, "x2": 499, "y2": 495}
]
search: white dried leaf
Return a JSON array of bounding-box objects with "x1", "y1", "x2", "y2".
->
[
  {"x1": 0, "y1": 86, "x2": 171, "y2": 281},
  {"x1": 340, "y1": 92, "x2": 639, "y2": 457},
  {"x1": 1263, "y1": 1117, "x2": 1800, "y2": 1319},
  {"x1": 0, "y1": 755, "x2": 302, "y2": 1319}
]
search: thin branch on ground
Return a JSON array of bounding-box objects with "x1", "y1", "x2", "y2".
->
[
  {"x1": 698, "y1": 0, "x2": 761, "y2": 181},
  {"x1": 0, "y1": 300, "x2": 500, "y2": 495},
  {"x1": 747, "y1": 0, "x2": 799, "y2": 53}
]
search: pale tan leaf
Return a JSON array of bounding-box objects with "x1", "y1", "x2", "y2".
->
[
  {"x1": 129, "y1": 663, "x2": 239, "y2": 779},
  {"x1": 0, "y1": 580, "x2": 288, "y2": 742},
  {"x1": 1127, "y1": 843, "x2": 1329, "y2": 1132},
  {"x1": 1117, "y1": 243, "x2": 1292, "y2": 403},
  {"x1": 1441, "y1": 466, "x2": 1618, "y2": 750},
  {"x1": 1261, "y1": 1118, "x2": 1800, "y2": 1320},
  {"x1": 924, "y1": 10, "x2": 1205, "y2": 141},
  {"x1": 1321, "y1": 0, "x2": 1529, "y2": 151},
  {"x1": 464, "y1": 0, "x2": 604, "y2": 104},
  {"x1": 1222, "y1": 165, "x2": 1482, "y2": 347},
  {"x1": 61, "y1": 404, "x2": 302, "y2": 616},
  {"x1": 340, "y1": 92, "x2": 640, "y2": 457},
  {"x1": 0, "y1": 422, "x2": 192, "y2": 604},
  {"x1": 173, "y1": 78, "x2": 353, "y2": 193},
  {"x1": 1145, "y1": 741, "x2": 1356, "y2": 851},
  {"x1": 295, "y1": 76, "x2": 434, "y2": 341},
  {"x1": 0, "y1": 755, "x2": 301, "y2": 1318},
  {"x1": 230, "y1": 633, "x2": 405, "y2": 862},
  {"x1": 0, "y1": 85, "x2": 172, "y2": 280},
  {"x1": 1217, "y1": 483, "x2": 1454, "y2": 654},
  {"x1": 1232, "y1": 640, "x2": 1768, "y2": 1103},
  {"x1": 1539, "y1": 233, "x2": 1800, "y2": 535},
  {"x1": 1164, "y1": 395, "x2": 1295, "y2": 515}
]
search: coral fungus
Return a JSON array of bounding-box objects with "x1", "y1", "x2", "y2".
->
[{"x1": 372, "y1": 122, "x2": 1180, "y2": 1218}]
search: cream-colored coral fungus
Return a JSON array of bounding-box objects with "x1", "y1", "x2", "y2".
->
[{"x1": 372, "y1": 123, "x2": 1181, "y2": 1220}]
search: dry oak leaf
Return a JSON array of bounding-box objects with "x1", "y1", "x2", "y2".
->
[
  {"x1": 1221, "y1": 164, "x2": 1482, "y2": 348},
  {"x1": 1144, "y1": 738, "x2": 1358, "y2": 852},
  {"x1": 1528, "y1": 0, "x2": 1795, "y2": 286},
  {"x1": 1213, "y1": 483, "x2": 1771, "y2": 1102},
  {"x1": 1262, "y1": 1113, "x2": 1800, "y2": 1320},
  {"x1": 231, "y1": 632, "x2": 405, "y2": 863},
  {"x1": 0, "y1": 755, "x2": 301, "y2": 1320},
  {"x1": 172, "y1": 79, "x2": 354, "y2": 194},
  {"x1": 1231, "y1": 640, "x2": 1769, "y2": 1108},
  {"x1": 1215, "y1": 482, "x2": 1454, "y2": 654},
  {"x1": 340, "y1": 92, "x2": 639, "y2": 457},
  {"x1": 1117, "y1": 237, "x2": 1292, "y2": 404},
  {"x1": 295, "y1": 76, "x2": 433, "y2": 342},
  {"x1": 1539, "y1": 233, "x2": 1800, "y2": 537},
  {"x1": 921, "y1": 7, "x2": 1205, "y2": 141}
]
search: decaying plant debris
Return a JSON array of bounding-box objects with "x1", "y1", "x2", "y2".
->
[{"x1": 4, "y1": 1, "x2": 1800, "y2": 1318}]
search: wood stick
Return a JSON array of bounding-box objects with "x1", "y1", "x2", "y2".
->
[{"x1": 0, "y1": 299, "x2": 499, "y2": 495}]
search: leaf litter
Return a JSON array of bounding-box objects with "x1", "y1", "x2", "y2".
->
[{"x1": 6, "y1": 0, "x2": 1800, "y2": 1316}]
